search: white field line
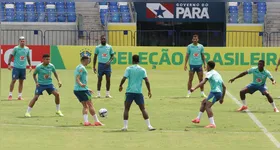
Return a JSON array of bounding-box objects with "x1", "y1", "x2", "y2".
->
[{"x1": 226, "y1": 91, "x2": 280, "y2": 148}]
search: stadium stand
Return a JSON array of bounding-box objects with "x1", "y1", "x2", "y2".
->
[{"x1": 0, "y1": 1, "x2": 76, "y2": 22}]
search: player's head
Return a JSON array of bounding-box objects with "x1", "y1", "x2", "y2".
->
[
  {"x1": 207, "y1": 60, "x2": 215, "y2": 71},
  {"x1": 42, "y1": 54, "x2": 50, "y2": 65},
  {"x1": 100, "y1": 35, "x2": 106, "y2": 45},
  {"x1": 132, "y1": 54, "x2": 139, "y2": 64},
  {"x1": 192, "y1": 34, "x2": 199, "y2": 44},
  {"x1": 80, "y1": 56, "x2": 90, "y2": 66},
  {"x1": 258, "y1": 60, "x2": 265, "y2": 70},
  {"x1": 19, "y1": 36, "x2": 25, "y2": 47}
]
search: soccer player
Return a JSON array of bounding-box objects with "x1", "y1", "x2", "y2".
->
[
  {"x1": 74, "y1": 56, "x2": 103, "y2": 126},
  {"x1": 184, "y1": 34, "x2": 207, "y2": 98},
  {"x1": 229, "y1": 60, "x2": 279, "y2": 112},
  {"x1": 7, "y1": 36, "x2": 32, "y2": 100},
  {"x1": 93, "y1": 35, "x2": 114, "y2": 98},
  {"x1": 119, "y1": 55, "x2": 155, "y2": 131},
  {"x1": 191, "y1": 61, "x2": 226, "y2": 128},
  {"x1": 24, "y1": 54, "x2": 63, "y2": 117}
]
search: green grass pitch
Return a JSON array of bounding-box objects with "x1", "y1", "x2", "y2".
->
[{"x1": 1, "y1": 69, "x2": 280, "y2": 150}]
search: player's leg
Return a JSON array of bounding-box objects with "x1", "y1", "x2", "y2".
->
[
  {"x1": 8, "y1": 68, "x2": 19, "y2": 100},
  {"x1": 80, "y1": 101, "x2": 90, "y2": 126},
  {"x1": 25, "y1": 95, "x2": 40, "y2": 117},
  {"x1": 187, "y1": 69, "x2": 195, "y2": 97},
  {"x1": 17, "y1": 68, "x2": 26, "y2": 100},
  {"x1": 51, "y1": 90, "x2": 64, "y2": 116},
  {"x1": 204, "y1": 101, "x2": 216, "y2": 128},
  {"x1": 192, "y1": 99, "x2": 207, "y2": 123},
  {"x1": 87, "y1": 100, "x2": 103, "y2": 126},
  {"x1": 262, "y1": 89, "x2": 279, "y2": 112},
  {"x1": 197, "y1": 68, "x2": 207, "y2": 98},
  {"x1": 238, "y1": 85, "x2": 254, "y2": 111},
  {"x1": 136, "y1": 94, "x2": 155, "y2": 131},
  {"x1": 105, "y1": 72, "x2": 112, "y2": 98},
  {"x1": 97, "y1": 75, "x2": 103, "y2": 98},
  {"x1": 122, "y1": 93, "x2": 133, "y2": 131}
]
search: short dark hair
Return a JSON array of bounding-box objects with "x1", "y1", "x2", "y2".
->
[
  {"x1": 207, "y1": 61, "x2": 215, "y2": 69},
  {"x1": 193, "y1": 34, "x2": 199, "y2": 38},
  {"x1": 81, "y1": 56, "x2": 89, "y2": 61},
  {"x1": 42, "y1": 54, "x2": 50, "y2": 58},
  {"x1": 132, "y1": 55, "x2": 139, "y2": 63},
  {"x1": 259, "y1": 60, "x2": 265, "y2": 65}
]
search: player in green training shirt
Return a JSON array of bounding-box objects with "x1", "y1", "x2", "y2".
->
[
  {"x1": 229, "y1": 60, "x2": 279, "y2": 112},
  {"x1": 184, "y1": 34, "x2": 207, "y2": 98},
  {"x1": 190, "y1": 61, "x2": 226, "y2": 128},
  {"x1": 24, "y1": 54, "x2": 63, "y2": 117},
  {"x1": 119, "y1": 55, "x2": 155, "y2": 131},
  {"x1": 7, "y1": 36, "x2": 32, "y2": 100},
  {"x1": 93, "y1": 35, "x2": 114, "y2": 98},
  {"x1": 74, "y1": 56, "x2": 103, "y2": 126}
]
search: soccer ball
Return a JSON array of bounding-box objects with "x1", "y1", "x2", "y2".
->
[{"x1": 98, "y1": 108, "x2": 108, "y2": 117}]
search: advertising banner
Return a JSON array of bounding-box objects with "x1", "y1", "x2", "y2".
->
[
  {"x1": 51, "y1": 46, "x2": 280, "y2": 71},
  {"x1": 1, "y1": 45, "x2": 50, "y2": 68},
  {"x1": 135, "y1": 2, "x2": 225, "y2": 22}
]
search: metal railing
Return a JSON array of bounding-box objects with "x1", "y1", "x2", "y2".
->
[
  {"x1": 0, "y1": 29, "x2": 276, "y2": 47},
  {"x1": 0, "y1": 29, "x2": 43, "y2": 45},
  {"x1": 44, "y1": 30, "x2": 88, "y2": 45}
]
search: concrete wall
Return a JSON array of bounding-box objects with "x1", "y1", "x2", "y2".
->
[{"x1": 0, "y1": 22, "x2": 77, "y2": 45}]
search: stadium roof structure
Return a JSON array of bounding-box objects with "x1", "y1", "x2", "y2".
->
[{"x1": 0, "y1": 0, "x2": 275, "y2": 2}]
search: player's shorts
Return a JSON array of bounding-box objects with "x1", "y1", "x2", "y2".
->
[
  {"x1": 98, "y1": 63, "x2": 111, "y2": 77},
  {"x1": 189, "y1": 65, "x2": 203, "y2": 73},
  {"x1": 125, "y1": 93, "x2": 144, "y2": 105},
  {"x1": 12, "y1": 67, "x2": 26, "y2": 80},
  {"x1": 35, "y1": 84, "x2": 56, "y2": 95},
  {"x1": 246, "y1": 84, "x2": 267, "y2": 95},
  {"x1": 74, "y1": 90, "x2": 92, "y2": 102},
  {"x1": 207, "y1": 92, "x2": 222, "y2": 104}
]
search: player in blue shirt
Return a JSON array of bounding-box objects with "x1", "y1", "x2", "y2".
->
[
  {"x1": 7, "y1": 36, "x2": 32, "y2": 100},
  {"x1": 93, "y1": 35, "x2": 114, "y2": 98},
  {"x1": 119, "y1": 55, "x2": 155, "y2": 131},
  {"x1": 184, "y1": 34, "x2": 207, "y2": 98},
  {"x1": 24, "y1": 54, "x2": 63, "y2": 117},
  {"x1": 229, "y1": 60, "x2": 279, "y2": 112},
  {"x1": 190, "y1": 61, "x2": 226, "y2": 128},
  {"x1": 74, "y1": 56, "x2": 103, "y2": 126}
]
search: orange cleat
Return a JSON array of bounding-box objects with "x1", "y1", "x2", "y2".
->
[
  {"x1": 204, "y1": 124, "x2": 216, "y2": 128},
  {"x1": 84, "y1": 122, "x2": 92, "y2": 126},
  {"x1": 237, "y1": 105, "x2": 248, "y2": 111},
  {"x1": 94, "y1": 122, "x2": 104, "y2": 126},
  {"x1": 192, "y1": 118, "x2": 200, "y2": 124},
  {"x1": 8, "y1": 95, "x2": 12, "y2": 100},
  {"x1": 274, "y1": 108, "x2": 279, "y2": 113},
  {"x1": 18, "y1": 97, "x2": 24, "y2": 100}
]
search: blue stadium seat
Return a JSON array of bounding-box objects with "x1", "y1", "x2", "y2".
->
[
  {"x1": 228, "y1": 13, "x2": 238, "y2": 23},
  {"x1": 112, "y1": 12, "x2": 120, "y2": 17},
  {"x1": 100, "y1": 12, "x2": 107, "y2": 17},
  {"x1": 6, "y1": 15, "x2": 14, "y2": 21},
  {"x1": 229, "y1": 6, "x2": 238, "y2": 13},
  {"x1": 257, "y1": 2, "x2": 266, "y2": 7},
  {"x1": 56, "y1": 2, "x2": 65, "y2": 6},
  {"x1": 67, "y1": 13, "x2": 76, "y2": 22},
  {"x1": 5, "y1": 2, "x2": 15, "y2": 4},
  {"x1": 122, "y1": 12, "x2": 130, "y2": 17},
  {"x1": 37, "y1": 8, "x2": 45, "y2": 12},
  {"x1": 109, "y1": 5, "x2": 118, "y2": 10},
  {"x1": 122, "y1": 17, "x2": 130, "y2": 22},
  {"x1": 243, "y1": 2, "x2": 252, "y2": 7},
  {"x1": 26, "y1": 4, "x2": 35, "y2": 11},
  {"x1": 110, "y1": 9, "x2": 119, "y2": 13},
  {"x1": 66, "y1": 2, "x2": 75, "y2": 7},
  {"x1": 67, "y1": 5, "x2": 75, "y2": 12},
  {"x1": 99, "y1": 2, "x2": 107, "y2": 5},
  {"x1": 36, "y1": 2, "x2": 45, "y2": 6},
  {"x1": 15, "y1": 2, "x2": 24, "y2": 9},
  {"x1": 109, "y1": 2, "x2": 118, "y2": 6},
  {"x1": 57, "y1": 13, "x2": 66, "y2": 22},
  {"x1": 37, "y1": 12, "x2": 46, "y2": 22},
  {"x1": 16, "y1": 14, "x2": 25, "y2": 22},
  {"x1": 47, "y1": 13, "x2": 56, "y2": 22},
  {"x1": 47, "y1": 2, "x2": 55, "y2": 5},
  {"x1": 111, "y1": 16, "x2": 120, "y2": 22},
  {"x1": 100, "y1": 9, "x2": 108, "y2": 13},
  {"x1": 36, "y1": 4, "x2": 45, "y2": 10},
  {"x1": 26, "y1": 13, "x2": 36, "y2": 22},
  {"x1": 121, "y1": 9, "x2": 129, "y2": 12}
]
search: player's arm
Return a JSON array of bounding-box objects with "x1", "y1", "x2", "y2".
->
[
  {"x1": 144, "y1": 77, "x2": 152, "y2": 98},
  {"x1": 52, "y1": 67, "x2": 62, "y2": 88},
  {"x1": 93, "y1": 47, "x2": 98, "y2": 73},
  {"x1": 33, "y1": 68, "x2": 38, "y2": 86},
  {"x1": 268, "y1": 71, "x2": 276, "y2": 84},
  {"x1": 27, "y1": 49, "x2": 32, "y2": 71},
  {"x1": 76, "y1": 74, "x2": 86, "y2": 87},
  {"x1": 229, "y1": 71, "x2": 248, "y2": 83},
  {"x1": 201, "y1": 46, "x2": 206, "y2": 68},
  {"x1": 184, "y1": 53, "x2": 189, "y2": 71},
  {"x1": 7, "y1": 49, "x2": 15, "y2": 70},
  {"x1": 106, "y1": 47, "x2": 115, "y2": 65},
  {"x1": 220, "y1": 83, "x2": 226, "y2": 104},
  {"x1": 191, "y1": 78, "x2": 208, "y2": 92},
  {"x1": 119, "y1": 77, "x2": 127, "y2": 92},
  {"x1": 276, "y1": 58, "x2": 280, "y2": 71}
]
